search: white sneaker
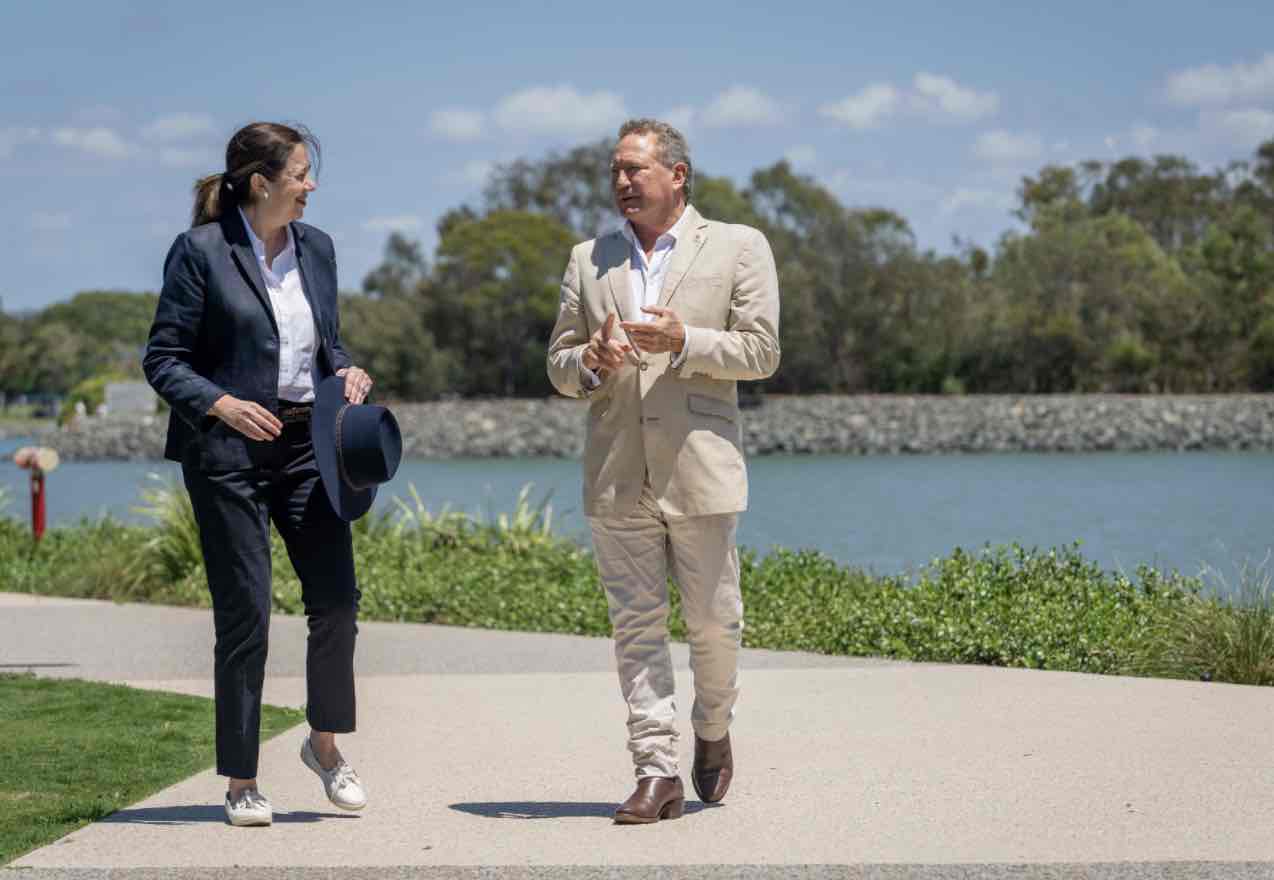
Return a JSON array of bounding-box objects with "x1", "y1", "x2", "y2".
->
[
  {"x1": 224, "y1": 788, "x2": 272, "y2": 826},
  {"x1": 300, "y1": 735, "x2": 367, "y2": 811}
]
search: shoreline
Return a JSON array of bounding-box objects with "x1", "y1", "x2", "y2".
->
[{"x1": 15, "y1": 393, "x2": 1274, "y2": 461}]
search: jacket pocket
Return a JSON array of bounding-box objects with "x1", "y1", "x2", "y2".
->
[{"x1": 687, "y1": 393, "x2": 736, "y2": 423}]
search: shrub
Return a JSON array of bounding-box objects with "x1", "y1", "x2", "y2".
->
[{"x1": 1124, "y1": 558, "x2": 1274, "y2": 685}]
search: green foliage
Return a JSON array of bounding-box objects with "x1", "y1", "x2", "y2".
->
[
  {"x1": 126, "y1": 475, "x2": 208, "y2": 603},
  {"x1": 10, "y1": 138, "x2": 1274, "y2": 399},
  {"x1": 0, "y1": 674, "x2": 302, "y2": 865},
  {"x1": 1125, "y1": 559, "x2": 1274, "y2": 685},
  {"x1": 11, "y1": 478, "x2": 1274, "y2": 686},
  {"x1": 429, "y1": 210, "x2": 576, "y2": 397},
  {"x1": 742, "y1": 544, "x2": 1195, "y2": 674},
  {"x1": 1, "y1": 291, "x2": 155, "y2": 397}
]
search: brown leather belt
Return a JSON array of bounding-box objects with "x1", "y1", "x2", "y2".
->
[{"x1": 278, "y1": 403, "x2": 313, "y2": 424}]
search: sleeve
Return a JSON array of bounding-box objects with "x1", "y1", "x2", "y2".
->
[
  {"x1": 546, "y1": 247, "x2": 599, "y2": 398},
  {"x1": 326, "y1": 248, "x2": 354, "y2": 373},
  {"x1": 141, "y1": 234, "x2": 229, "y2": 427},
  {"x1": 676, "y1": 228, "x2": 781, "y2": 382}
]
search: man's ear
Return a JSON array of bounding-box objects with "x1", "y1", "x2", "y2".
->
[{"x1": 672, "y1": 162, "x2": 688, "y2": 189}]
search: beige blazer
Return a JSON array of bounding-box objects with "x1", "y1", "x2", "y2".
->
[{"x1": 547, "y1": 205, "x2": 781, "y2": 519}]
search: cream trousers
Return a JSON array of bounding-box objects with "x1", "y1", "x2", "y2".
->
[{"x1": 588, "y1": 483, "x2": 743, "y2": 779}]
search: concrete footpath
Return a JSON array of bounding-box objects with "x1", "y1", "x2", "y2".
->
[{"x1": 3, "y1": 591, "x2": 1274, "y2": 880}]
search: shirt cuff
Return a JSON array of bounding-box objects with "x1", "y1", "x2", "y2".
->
[
  {"x1": 671, "y1": 324, "x2": 695, "y2": 369},
  {"x1": 578, "y1": 351, "x2": 601, "y2": 390}
]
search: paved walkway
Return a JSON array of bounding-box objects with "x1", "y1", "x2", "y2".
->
[{"x1": 3, "y1": 591, "x2": 1274, "y2": 879}]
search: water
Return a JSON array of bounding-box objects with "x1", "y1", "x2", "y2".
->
[{"x1": 1, "y1": 435, "x2": 1270, "y2": 578}]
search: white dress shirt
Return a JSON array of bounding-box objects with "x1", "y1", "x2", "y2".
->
[
  {"x1": 581, "y1": 209, "x2": 694, "y2": 387},
  {"x1": 239, "y1": 208, "x2": 318, "y2": 403}
]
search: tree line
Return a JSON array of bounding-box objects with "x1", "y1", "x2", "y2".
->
[{"x1": 3, "y1": 138, "x2": 1273, "y2": 401}]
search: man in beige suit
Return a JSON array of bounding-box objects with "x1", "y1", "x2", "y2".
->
[{"x1": 547, "y1": 119, "x2": 780, "y2": 824}]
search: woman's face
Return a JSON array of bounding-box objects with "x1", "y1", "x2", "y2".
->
[{"x1": 257, "y1": 143, "x2": 316, "y2": 223}]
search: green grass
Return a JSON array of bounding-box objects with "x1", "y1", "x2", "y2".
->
[{"x1": 0, "y1": 674, "x2": 304, "y2": 865}]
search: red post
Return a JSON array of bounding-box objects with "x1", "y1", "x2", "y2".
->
[{"x1": 31, "y1": 471, "x2": 46, "y2": 542}]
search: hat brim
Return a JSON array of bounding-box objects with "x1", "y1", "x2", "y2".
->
[{"x1": 312, "y1": 376, "x2": 377, "y2": 522}]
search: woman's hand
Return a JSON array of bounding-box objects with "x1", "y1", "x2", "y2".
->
[
  {"x1": 336, "y1": 366, "x2": 374, "y2": 404},
  {"x1": 209, "y1": 395, "x2": 282, "y2": 441}
]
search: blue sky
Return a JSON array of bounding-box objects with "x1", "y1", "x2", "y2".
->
[{"x1": 2, "y1": 1, "x2": 1272, "y2": 311}]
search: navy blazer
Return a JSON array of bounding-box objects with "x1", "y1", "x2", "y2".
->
[{"x1": 143, "y1": 211, "x2": 353, "y2": 470}]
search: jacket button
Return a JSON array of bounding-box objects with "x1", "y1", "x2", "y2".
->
[{"x1": 639, "y1": 361, "x2": 649, "y2": 371}]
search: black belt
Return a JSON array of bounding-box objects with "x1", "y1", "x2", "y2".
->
[{"x1": 278, "y1": 403, "x2": 313, "y2": 424}]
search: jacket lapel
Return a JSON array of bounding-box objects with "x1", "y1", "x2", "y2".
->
[
  {"x1": 290, "y1": 223, "x2": 323, "y2": 326},
  {"x1": 603, "y1": 231, "x2": 635, "y2": 323},
  {"x1": 658, "y1": 205, "x2": 709, "y2": 310},
  {"x1": 222, "y1": 212, "x2": 278, "y2": 336}
]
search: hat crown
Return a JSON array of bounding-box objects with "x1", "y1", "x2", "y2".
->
[{"x1": 335, "y1": 405, "x2": 402, "y2": 491}]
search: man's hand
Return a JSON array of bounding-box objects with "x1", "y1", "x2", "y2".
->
[
  {"x1": 210, "y1": 395, "x2": 282, "y2": 441},
  {"x1": 336, "y1": 366, "x2": 374, "y2": 404},
  {"x1": 621, "y1": 306, "x2": 685, "y2": 355},
  {"x1": 581, "y1": 314, "x2": 631, "y2": 375}
]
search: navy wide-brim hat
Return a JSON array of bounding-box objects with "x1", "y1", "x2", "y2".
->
[{"x1": 312, "y1": 375, "x2": 403, "y2": 521}]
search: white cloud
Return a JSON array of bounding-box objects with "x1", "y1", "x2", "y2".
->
[
  {"x1": 820, "y1": 83, "x2": 900, "y2": 130},
  {"x1": 493, "y1": 85, "x2": 626, "y2": 137},
  {"x1": 0, "y1": 126, "x2": 41, "y2": 159},
  {"x1": 52, "y1": 126, "x2": 134, "y2": 160},
  {"x1": 29, "y1": 212, "x2": 72, "y2": 232},
  {"x1": 784, "y1": 145, "x2": 817, "y2": 166},
  {"x1": 823, "y1": 74, "x2": 996, "y2": 131},
  {"x1": 363, "y1": 215, "x2": 423, "y2": 234},
  {"x1": 702, "y1": 86, "x2": 783, "y2": 128},
  {"x1": 1215, "y1": 108, "x2": 1274, "y2": 148},
  {"x1": 1167, "y1": 53, "x2": 1274, "y2": 106},
  {"x1": 143, "y1": 113, "x2": 215, "y2": 142},
  {"x1": 911, "y1": 73, "x2": 999, "y2": 121},
  {"x1": 461, "y1": 159, "x2": 493, "y2": 186},
  {"x1": 973, "y1": 130, "x2": 1043, "y2": 164},
  {"x1": 429, "y1": 108, "x2": 485, "y2": 141},
  {"x1": 158, "y1": 146, "x2": 216, "y2": 169},
  {"x1": 660, "y1": 105, "x2": 696, "y2": 132},
  {"x1": 940, "y1": 187, "x2": 1013, "y2": 216}
]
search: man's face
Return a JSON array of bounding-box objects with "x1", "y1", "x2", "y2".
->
[{"x1": 610, "y1": 133, "x2": 684, "y2": 228}]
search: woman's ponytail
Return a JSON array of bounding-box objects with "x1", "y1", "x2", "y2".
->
[{"x1": 191, "y1": 173, "x2": 226, "y2": 227}]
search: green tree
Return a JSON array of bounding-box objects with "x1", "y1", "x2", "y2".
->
[
  {"x1": 984, "y1": 209, "x2": 1198, "y2": 392},
  {"x1": 483, "y1": 140, "x2": 615, "y2": 239},
  {"x1": 431, "y1": 210, "x2": 576, "y2": 396}
]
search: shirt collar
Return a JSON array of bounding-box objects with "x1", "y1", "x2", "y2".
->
[
  {"x1": 238, "y1": 206, "x2": 293, "y2": 264},
  {"x1": 622, "y1": 204, "x2": 693, "y2": 252}
]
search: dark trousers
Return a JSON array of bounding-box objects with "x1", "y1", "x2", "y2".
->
[{"x1": 182, "y1": 419, "x2": 360, "y2": 779}]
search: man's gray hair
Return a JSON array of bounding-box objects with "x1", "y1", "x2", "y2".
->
[{"x1": 617, "y1": 118, "x2": 693, "y2": 201}]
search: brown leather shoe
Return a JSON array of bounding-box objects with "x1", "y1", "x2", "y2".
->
[
  {"x1": 613, "y1": 776, "x2": 685, "y2": 824},
  {"x1": 692, "y1": 733, "x2": 733, "y2": 803}
]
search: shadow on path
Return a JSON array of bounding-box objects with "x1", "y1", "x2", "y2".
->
[
  {"x1": 450, "y1": 801, "x2": 720, "y2": 819},
  {"x1": 102, "y1": 805, "x2": 357, "y2": 825}
]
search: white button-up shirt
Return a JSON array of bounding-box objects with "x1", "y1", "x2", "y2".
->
[
  {"x1": 581, "y1": 209, "x2": 694, "y2": 387},
  {"x1": 239, "y1": 208, "x2": 318, "y2": 403},
  {"x1": 620, "y1": 207, "x2": 693, "y2": 323}
]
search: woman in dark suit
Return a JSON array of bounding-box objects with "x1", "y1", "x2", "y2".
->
[{"x1": 144, "y1": 122, "x2": 374, "y2": 827}]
